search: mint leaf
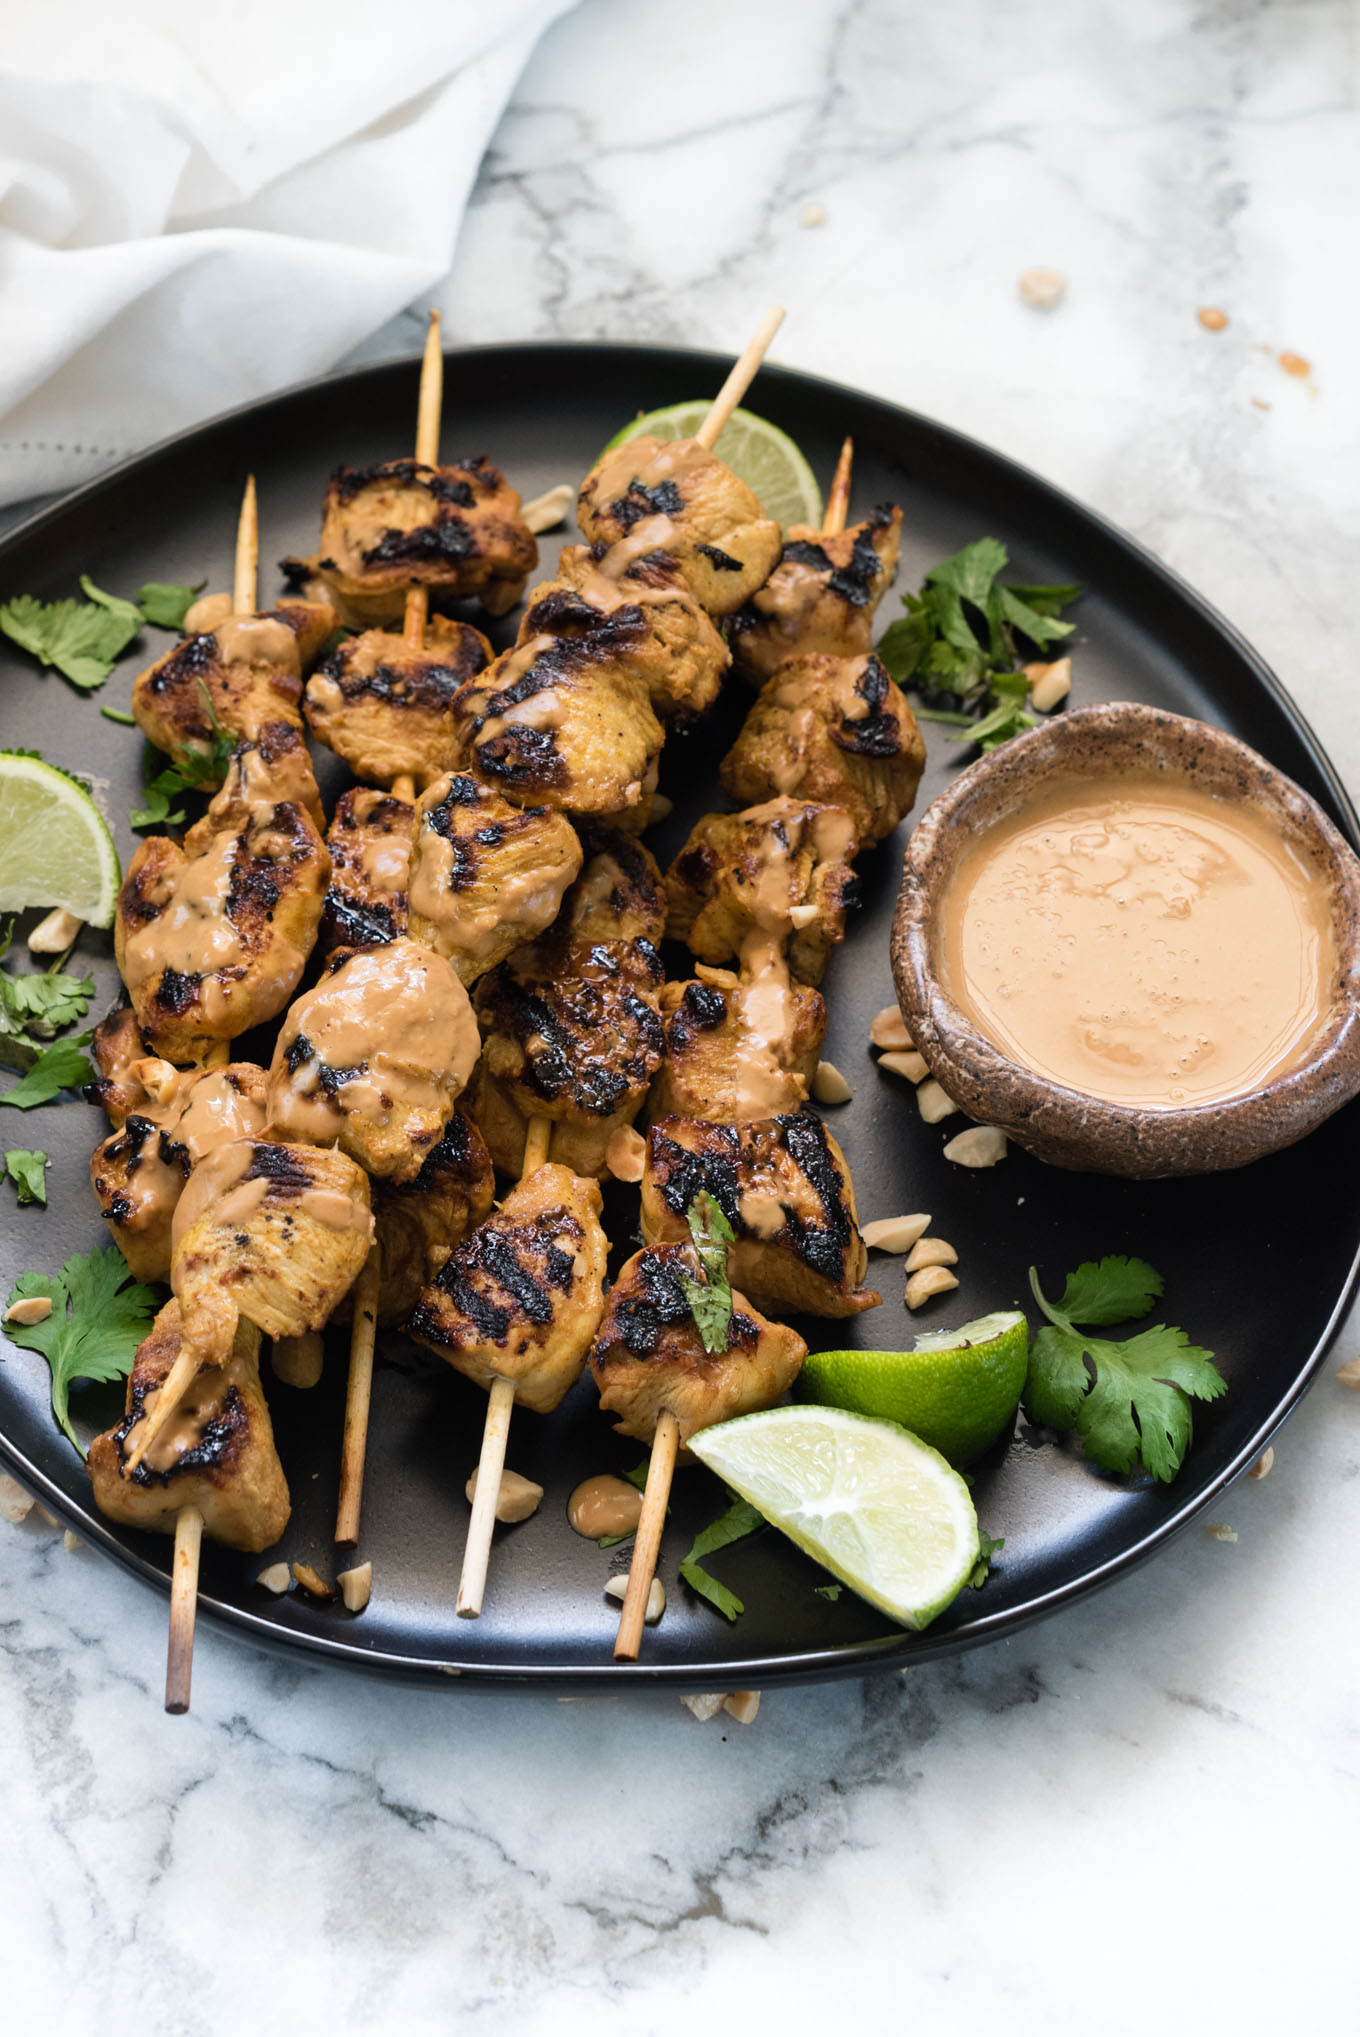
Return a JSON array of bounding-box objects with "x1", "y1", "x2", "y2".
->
[
  {"x1": 0, "y1": 1032, "x2": 93, "y2": 1110},
  {"x1": 4, "y1": 1244, "x2": 158, "y2": 1452},
  {"x1": 678, "y1": 1491, "x2": 764, "y2": 1621},
  {"x1": 136, "y1": 580, "x2": 205, "y2": 630},
  {"x1": 4, "y1": 1149, "x2": 48, "y2": 1205}
]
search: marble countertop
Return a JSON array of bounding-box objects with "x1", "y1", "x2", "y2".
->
[{"x1": 4, "y1": 2, "x2": 1360, "y2": 2030}]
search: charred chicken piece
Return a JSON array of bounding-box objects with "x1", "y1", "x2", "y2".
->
[
  {"x1": 577, "y1": 435, "x2": 781, "y2": 615},
  {"x1": 546, "y1": 544, "x2": 730, "y2": 723},
  {"x1": 651, "y1": 960, "x2": 826, "y2": 1123},
  {"x1": 86, "y1": 1006, "x2": 153, "y2": 1127},
  {"x1": 183, "y1": 722, "x2": 325, "y2": 847},
  {"x1": 91, "y1": 1061, "x2": 267, "y2": 1282},
  {"x1": 406, "y1": 1162, "x2": 608, "y2": 1413},
  {"x1": 116, "y1": 797, "x2": 329, "y2": 1064},
  {"x1": 131, "y1": 602, "x2": 334, "y2": 772},
  {"x1": 304, "y1": 614, "x2": 492, "y2": 789},
  {"x1": 665, "y1": 796, "x2": 859, "y2": 986},
  {"x1": 407, "y1": 773, "x2": 582, "y2": 986},
  {"x1": 727, "y1": 506, "x2": 903, "y2": 684},
  {"x1": 553, "y1": 827, "x2": 668, "y2": 949},
  {"x1": 171, "y1": 1139, "x2": 373, "y2": 1371},
  {"x1": 370, "y1": 1110, "x2": 496, "y2": 1327},
  {"x1": 719, "y1": 652, "x2": 925, "y2": 849},
  {"x1": 467, "y1": 842, "x2": 668, "y2": 1177},
  {"x1": 641, "y1": 1113, "x2": 880, "y2": 1318},
  {"x1": 590, "y1": 1244, "x2": 806, "y2": 1452},
  {"x1": 265, "y1": 938, "x2": 480, "y2": 1184},
  {"x1": 88, "y1": 1307, "x2": 289, "y2": 1552},
  {"x1": 321, "y1": 787, "x2": 413, "y2": 957},
  {"x1": 448, "y1": 612, "x2": 664, "y2": 824},
  {"x1": 297, "y1": 457, "x2": 538, "y2": 625}
]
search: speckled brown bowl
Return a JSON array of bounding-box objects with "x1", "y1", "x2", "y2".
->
[{"x1": 890, "y1": 702, "x2": 1360, "y2": 1177}]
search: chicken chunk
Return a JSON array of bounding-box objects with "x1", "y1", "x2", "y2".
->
[
  {"x1": 86, "y1": 1005, "x2": 152, "y2": 1127},
  {"x1": 590, "y1": 1244, "x2": 806, "y2": 1452},
  {"x1": 304, "y1": 614, "x2": 492, "y2": 789},
  {"x1": 719, "y1": 652, "x2": 925, "y2": 848},
  {"x1": 407, "y1": 773, "x2": 582, "y2": 986},
  {"x1": 183, "y1": 721, "x2": 325, "y2": 848},
  {"x1": 727, "y1": 506, "x2": 903, "y2": 684},
  {"x1": 448, "y1": 620, "x2": 664, "y2": 823},
  {"x1": 406, "y1": 1163, "x2": 608, "y2": 1413},
  {"x1": 545, "y1": 544, "x2": 730, "y2": 723},
  {"x1": 651, "y1": 960, "x2": 826, "y2": 1123},
  {"x1": 371, "y1": 1110, "x2": 496, "y2": 1326},
  {"x1": 88, "y1": 1307, "x2": 289, "y2": 1553},
  {"x1": 299, "y1": 457, "x2": 538, "y2": 624},
  {"x1": 131, "y1": 602, "x2": 334, "y2": 771},
  {"x1": 265, "y1": 939, "x2": 480, "y2": 1183},
  {"x1": 577, "y1": 435, "x2": 781, "y2": 614},
  {"x1": 115, "y1": 797, "x2": 329, "y2": 1063},
  {"x1": 91, "y1": 1061, "x2": 267, "y2": 1282},
  {"x1": 641, "y1": 1113, "x2": 880, "y2": 1318},
  {"x1": 553, "y1": 828, "x2": 667, "y2": 949},
  {"x1": 665, "y1": 797, "x2": 859, "y2": 986},
  {"x1": 320, "y1": 787, "x2": 413, "y2": 956}
]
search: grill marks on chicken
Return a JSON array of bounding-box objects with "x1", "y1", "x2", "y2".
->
[
  {"x1": 652, "y1": 961, "x2": 826, "y2": 1123},
  {"x1": 665, "y1": 795, "x2": 859, "y2": 986},
  {"x1": 301, "y1": 458, "x2": 538, "y2": 624},
  {"x1": 642, "y1": 1113, "x2": 879, "y2": 1318},
  {"x1": 550, "y1": 542, "x2": 730, "y2": 725},
  {"x1": 371, "y1": 1111, "x2": 495, "y2": 1327},
  {"x1": 577, "y1": 435, "x2": 781, "y2": 614},
  {"x1": 131, "y1": 602, "x2": 334, "y2": 771},
  {"x1": 719, "y1": 651, "x2": 925, "y2": 848},
  {"x1": 184, "y1": 722, "x2": 326, "y2": 848},
  {"x1": 304, "y1": 614, "x2": 492, "y2": 789},
  {"x1": 407, "y1": 773, "x2": 582, "y2": 985},
  {"x1": 86, "y1": 1006, "x2": 154, "y2": 1127},
  {"x1": 116, "y1": 796, "x2": 330, "y2": 1063},
  {"x1": 728, "y1": 506, "x2": 903, "y2": 684},
  {"x1": 88, "y1": 1308, "x2": 290, "y2": 1551},
  {"x1": 590, "y1": 1243, "x2": 806, "y2": 1450},
  {"x1": 321, "y1": 788, "x2": 413, "y2": 956},
  {"x1": 265, "y1": 938, "x2": 480, "y2": 1184},
  {"x1": 407, "y1": 1163, "x2": 608, "y2": 1413}
]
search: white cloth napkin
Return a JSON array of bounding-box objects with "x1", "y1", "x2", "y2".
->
[{"x1": 0, "y1": 0, "x2": 576, "y2": 506}]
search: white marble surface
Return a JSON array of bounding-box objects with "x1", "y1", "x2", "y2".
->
[{"x1": 5, "y1": 2, "x2": 1360, "y2": 2030}]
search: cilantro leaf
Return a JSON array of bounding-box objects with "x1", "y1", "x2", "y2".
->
[
  {"x1": 967, "y1": 1529, "x2": 1005, "y2": 1589},
  {"x1": 678, "y1": 1491, "x2": 764, "y2": 1621},
  {"x1": 0, "y1": 966, "x2": 93, "y2": 1042},
  {"x1": 676, "y1": 1189, "x2": 735, "y2": 1355},
  {"x1": 79, "y1": 575, "x2": 144, "y2": 631},
  {"x1": 4, "y1": 1149, "x2": 48, "y2": 1205},
  {"x1": 814, "y1": 1583, "x2": 843, "y2": 1601},
  {"x1": 925, "y1": 537, "x2": 1010, "y2": 605},
  {"x1": 996, "y1": 584, "x2": 1076, "y2": 649},
  {"x1": 1024, "y1": 1260, "x2": 1226, "y2": 1482},
  {"x1": 0, "y1": 1032, "x2": 93, "y2": 1109},
  {"x1": 100, "y1": 705, "x2": 137, "y2": 725},
  {"x1": 874, "y1": 609, "x2": 931, "y2": 687},
  {"x1": 0, "y1": 584, "x2": 142, "y2": 691},
  {"x1": 3, "y1": 1244, "x2": 158, "y2": 1452},
  {"x1": 129, "y1": 768, "x2": 187, "y2": 831},
  {"x1": 136, "y1": 581, "x2": 205, "y2": 631},
  {"x1": 131, "y1": 683, "x2": 235, "y2": 829}
]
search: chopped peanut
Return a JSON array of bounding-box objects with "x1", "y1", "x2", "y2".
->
[
  {"x1": 942, "y1": 1126, "x2": 1007, "y2": 1168},
  {"x1": 338, "y1": 1561, "x2": 373, "y2": 1613},
  {"x1": 1019, "y1": 266, "x2": 1067, "y2": 310},
  {"x1": 916, "y1": 1079, "x2": 960, "y2": 1124},
  {"x1": 4, "y1": 1296, "x2": 53, "y2": 1327},
  {"x1": 291, "y1": 1562, "x2": 335, "y2": 1600},
  {"x1": 905, "y1": 1236, "x2": 958, "y2": 1273},
  {"x1": 1248, "y1": 1447, "x2": 1275, "y2": 1481},
  {"x1": 1337, "y1": 1357, "x2": 1360, "y2": 1389},
  {"x1": 812, "y1": 1060, "x2": 852, "y2": 1104},
  {"x1": 723, "y1": 1690, "x2": 762, "y2": 1724},
  {"x1": 870, "y1": 1005, "x2": 913, "y2": 1051},
  {"x1": 860, "y1": 1214, "x2": 932, "y2": 1254},
  {"x1": 62, "y1": 1529, "x2": 82, "y2": 1552},
  {"x1": 27, "y1": 907, "x2": 82, "y2": 955},
  {"x1": 906, "y1": 1265, "x2": 959, "y2": 1310},
  {"x1": 256, "y1": 1562, "x2": 292, "y2": 1594},
  {"x1": 520, "y1": 483, "x2": 575, "y2": 534},
  {"x1": 1206, "y1": 1523, "x2": 1238, "y2": 1544},
  {"x1": 1029, "y1": 658, "x2": 1072, "y2": 713},
  {"x1": 0, "y1": 1472, "x2": 35, "y2": 1525},
  {"x1": 878, "y1": 1049, "x2": 929, "y2": 1084},
  {"x1": 465, "y1": 1466, "x2": 544, "y2": 1524},
  {"x1": 604, "y1": 1575, "x2": 664, "y2": 1623},
  {"x1": 681, "y1": 1693, "x2": 725, "y2": 1721},
  {"x1": 271, "y1": 1332, "x2": 324, "y2": 1389}
]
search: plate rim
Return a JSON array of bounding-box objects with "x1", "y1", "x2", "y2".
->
[{"x1": 2, "y1": 339, "x2": 1357, "y2": 1691}]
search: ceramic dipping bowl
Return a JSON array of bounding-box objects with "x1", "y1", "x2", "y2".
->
[{"x1": 889, "y1": 702, "x2": 1360, "y2": 1177}]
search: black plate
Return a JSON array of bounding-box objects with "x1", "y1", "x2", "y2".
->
[{"x1": 2, "y1": 343, "x2": 1357, "y2": 1691}]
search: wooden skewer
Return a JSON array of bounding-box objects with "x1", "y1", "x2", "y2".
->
[
  {"x1": 694, "y1": 306, "x2": 786, "y2": 451},
  {"x1": 165, "y1": 1503, "x2": 204, "y2": 1713},
  {"x1": 614, "y1": 1409, "x2": 680, "y2": 1660},
  {"x1": 454, "y1": 1111, "x2": 554, "y2": 1615},
  {"x1": 233, "y1": 475, "x2": 258, "y2": 617},
  {"x1": 823, "y1": 436, "x2": 853, "y2": 537},
  {"x1": 403, "y1": 310, "x2": 443, "y2": 651}
]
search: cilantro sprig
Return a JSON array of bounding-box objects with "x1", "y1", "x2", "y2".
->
[
  {"x1": 0, "y1": 920, "x2": 95, "y2": 1100},
  {"x1": 1023, "y1": 1256, "x2": 1225, "y2": 1482},
  {"x1": 0, "y1": 1033, "x2": 94, "y2": 1110},
  {"x1": 876, "y1": 537, "x2": 1080, "y2": 752},
  {"x1": 130, "y1": 681, "x2": 236, "y2": 830},
  {"x1": 3, "y1": 1244, "x2": 159, "y2": 1452},
  {"x1": 1, "y1": 575, "x2": 202, "y2": 693},
  {"x1": 676, "y1": 1190, "x2": 736, "y2": 1354},
  {"x1": 4, "y1": 1149, "x2": 48, "y2": 1205},
  {"x1": 679, "y1": 1491, "x2": 764, "y2": 1621}
]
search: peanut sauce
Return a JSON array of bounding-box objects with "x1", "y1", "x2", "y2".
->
[
  {"x1": 408, "y1": 831, "x2": 573, "y2": 963},
  {"x1": 135, "y1": 1351, "x2": 252, "y2": 1475},
  {"x1": 213, "y1": 615, "x2": 301, "y2": 675},
  {"x1": 732, "y1": 933, "x2": 803, "y2": 1117},
  {"x1": 941, "y1": 777, "x2": 1334, "y2": 1108},
  {"x1": 567, "y1": 1474, "x2": 644, "y2": 1540}
]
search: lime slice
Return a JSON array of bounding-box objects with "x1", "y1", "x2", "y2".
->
[
  {"x1": 0, "y1": 753, "x2": 120, "y2": 927},
  {"x1": 799, "y1": 1312, "x2": 1029, "y2": 1468},
  {"x1": 689, "y1": 1405, "x2": 979, "y2": 1630},
  {"x1": 602, "y1": 403, "x2": 822, "y2": 531}
]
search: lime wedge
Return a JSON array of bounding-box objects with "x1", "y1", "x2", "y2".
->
[
  {"x1": 602, "y1": 403, "x2": 822, "y2": 531},
  {"x1": 689, "y1": 1405, "x2": 979, "y2": 1630},
  {"x1": 0, "y1": 753, "x2": 120, "y2": 927},
  {"x1": 800, "y1": 1312, "x2": 1029, "y2": 1468}
]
